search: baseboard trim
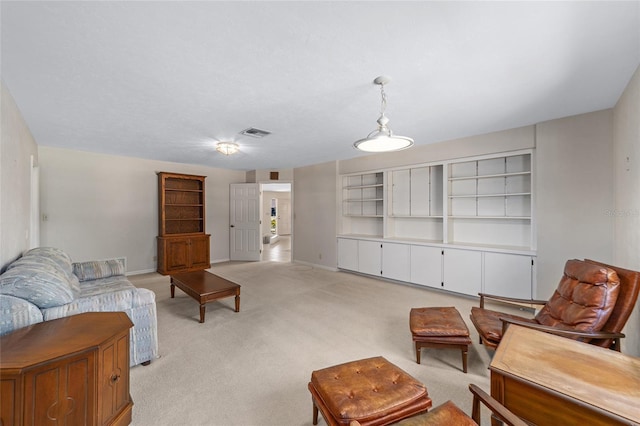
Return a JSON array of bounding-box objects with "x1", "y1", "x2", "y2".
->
[
  {"x1": 293, "y1": 259, "x2": 337, "y2": 272},
  {"x1": 126, "y1": 268, "x2": 157, "y2": 276}
]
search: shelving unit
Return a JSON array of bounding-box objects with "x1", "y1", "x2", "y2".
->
[
  {"x1": 386, "y1": 165, "x2": 443, "y2": 241},
  {"x1": 161, "y1": 175, "x2": 206, "y2": 235},
  {"x1": 448, "y1": 154, "x2": 531, "y2": 219},
  {"x1": 157, "y1": 172, "x2": 211, "y2": 275},
  {"x1": 343, "y1": 172, "x2": 384, "y2": 217},
  {"x1": 447, "y1": 152, "x2": 532, "y2": 248},
  {"x1": 389, "y1": 165, "x2": 443, "y2": 217},
  {"x1": 337, "y1": 150, "x2": 536, "y2": 299},
  {"x1": 340, "y1": 172, "x2": 384, "y2": 237}
]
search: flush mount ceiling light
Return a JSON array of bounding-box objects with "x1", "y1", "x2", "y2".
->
[
  {"x1": 216, "y1": 141, "x2": 239, "y2": 156},
  {"x1": 354, "y1": 76, "x2": 414, "y2": 153}
]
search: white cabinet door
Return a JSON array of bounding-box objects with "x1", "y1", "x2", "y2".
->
[
  {"x1": 337, "y1": 238, "x2": 358, "y2": 271},
  {"x1": 358, "y1": 240, "x2": 382, "y2": 276},
  {"x1": 410, "y1": 167, "x2": 431, "y2": 216},
  {"x1": 391, "y1": 170, "x2": 410, "y2": 216},
  {"x1": 443, "y1": 249, "x2": 482, "y2": 296},
  {"x1": 382, "y1": 242, "x2": 410, "y2": 282},
  {"x1": 484, "y1": 252, "x2": 533, "y2": 299},
  {"x1": 410, "y1": 245, "x2": 442, "y2": 288}
]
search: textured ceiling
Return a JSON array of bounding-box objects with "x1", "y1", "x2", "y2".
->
[{"x1": 2, "y1": 1, "x2": 639, "y2": 171}]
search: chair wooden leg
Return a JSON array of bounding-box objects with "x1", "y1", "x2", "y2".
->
[
  {"x1": 472, "y1": 392, "x2": 481, "y2": 425},
  {"x1": 312, "y1": 399, "x2": 319, "y2": 425},
  {"x1": 415, "y1": 342, "x2": 421, "y2": 364}
]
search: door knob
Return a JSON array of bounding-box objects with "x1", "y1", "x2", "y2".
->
[{"x1": 230, "y1": 225, "x2": 235, "y2": 228}]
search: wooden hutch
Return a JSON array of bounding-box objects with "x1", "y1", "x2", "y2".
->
[{"x1": 157, "y1": 172, "x2": 211, "y2": 275}]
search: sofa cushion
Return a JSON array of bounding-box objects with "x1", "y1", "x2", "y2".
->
[
  {"x1": 43, "y1": 276, "x2": 136, "y2": 320},
  {"x1": 535, "y1": 259, "x2": 620, "y2": 333},
  {"x1": 23, "y1": 247, "x2": 74, "y2": 275},
  {"x1": 13, "y1": 247, "x2": 81, "y2": 296},
  {"x1": 0, "y1": 294, "x2": 44, "y2": 336},
  {"x1": 8, "y1": 254, "x2": 81, "y2": 296},
  {"x1": 0, "y1": 262, "x2": 74, "y2": 308},
  {"x1": 73, "y1": 259, "x2": 125, "y2": 282}
]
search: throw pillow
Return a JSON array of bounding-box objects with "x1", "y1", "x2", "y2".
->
[{"x1": 73, "y1": 259, "x2": 125, "y2": 281}]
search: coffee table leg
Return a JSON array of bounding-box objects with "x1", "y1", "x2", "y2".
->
[
  {"x1": 200, "y1": 304, "x2": 206, "y2": 323},
  {"x1": 462, "y1": 346, "x2": 468, "y2": 373},
  {"x1": 170, "y1": 279, "x2": 175, "y2": 298},
  {"x1": 235, "y1": 293, "x2": 240, "y2": 312}
]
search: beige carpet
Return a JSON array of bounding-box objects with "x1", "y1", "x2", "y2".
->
[{"x1": 128, "y1": 261, "x2": 526, "y2": 425}]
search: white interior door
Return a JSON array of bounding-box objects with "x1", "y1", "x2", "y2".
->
[
  {"x1": 230, "y1": 183, "x2": 262, "y2": 261},
  {"x1": 278, "y1": 199, "x2": 291, "y2": 235}
]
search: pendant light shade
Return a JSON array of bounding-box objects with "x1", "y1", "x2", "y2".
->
[
  {"x1": 216, "y1": 141, "x2": 239, "y2": 155},
  {"x1": 354, "y1": 76, "x2": 414, "y2": 153}
]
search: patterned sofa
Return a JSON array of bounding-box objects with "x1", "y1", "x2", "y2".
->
[{"x1": 0, "y1": 247, "x2": 158, "y2": 366}]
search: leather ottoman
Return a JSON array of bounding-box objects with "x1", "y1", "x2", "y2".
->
[
  {"x1": 308, "y1": 356, "x2": 432, "y2": 426},
  {"x1": 409, "y1": 307, "x2": 472, "y2": 373}
]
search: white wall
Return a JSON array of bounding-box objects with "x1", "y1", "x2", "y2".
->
[
  {"x1": 613, "y1": 65, "x2": 640, "y2": 355},
  {"x1": 535, "y1": 110, "x2": 614, "y2": 298},
  {"x1": 292, "y1": 161, "x2": 338, "y2": 269},
  {"x1": 38, "y1": 147, "x2": 245, "y2": 273},
  {"x1": 0, "y1": 81, "x2": 38, "y2": 270}
]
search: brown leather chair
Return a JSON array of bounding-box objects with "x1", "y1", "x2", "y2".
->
[
  {"x1": 349, "y1": 384, "x2": 527, "y2": 426},
  {"x1": 470, "y1": 259, "x2": 640, "y2": 351}
]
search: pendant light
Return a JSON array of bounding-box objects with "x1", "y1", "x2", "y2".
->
[
  {"x1": 216, "y1": 142, "x2": 239, "y2": 155},
  {"x1": 354, "y1": 76, "x2": 414, "y2": 153}
]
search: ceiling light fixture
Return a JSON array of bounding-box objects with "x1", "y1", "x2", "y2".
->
[
  {"x1": 216, "y1": 141, "x2": 239, "y2": 156},
  {"x1": 354, "y1": 76, "x2": 414, "y2": 153}
]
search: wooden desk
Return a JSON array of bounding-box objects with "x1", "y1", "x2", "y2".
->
[{"x1": 490, "y1": 325, "x2": 640, "y2": 426}]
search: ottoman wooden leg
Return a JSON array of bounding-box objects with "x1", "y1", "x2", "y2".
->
[{"x1": 312, "y1": 399, "x2": 319, "y2": 425}]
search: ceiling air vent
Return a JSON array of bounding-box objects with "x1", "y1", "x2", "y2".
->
[{"x1": 240, "y1": 127, "x2": 271, "y2": 138}]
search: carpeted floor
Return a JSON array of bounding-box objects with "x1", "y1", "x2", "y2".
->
[{"x1": 128, "y1": 261, "x2": 527, "y2": 425}]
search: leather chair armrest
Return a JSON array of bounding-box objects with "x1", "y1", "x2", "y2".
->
[
  {"x1": 478, "y1": 292, "x2": 547, "y2": 309},
  {"x1": 499, "y1": 317, "x2": 626, "y2": 350},
  {"x1": 469, "y1": 384, "x2": 528, "y2": 426}
]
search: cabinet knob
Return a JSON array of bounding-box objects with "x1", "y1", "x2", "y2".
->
[
  {"x1": 230, "y1": 225, "x2": 235, "y2": 228},
  {"x1": 111, "y1": 374, "x2": 120, "y2": 383}
]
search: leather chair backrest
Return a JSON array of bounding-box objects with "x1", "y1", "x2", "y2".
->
[
  {"x1": 585, "y1": 259, "x2": 640, "y2": 344},
  {"x1": 535, "y1": 259, "x2": 620, "y2": 337}
]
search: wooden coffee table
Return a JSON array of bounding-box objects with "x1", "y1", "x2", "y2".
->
[{"x1": 170, "y1": 270, "x2": 240, "y2": 323}]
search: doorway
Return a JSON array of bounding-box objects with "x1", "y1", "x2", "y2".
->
[{"x1": 261, "y1": 183, "x2": 292, "y2": 262}]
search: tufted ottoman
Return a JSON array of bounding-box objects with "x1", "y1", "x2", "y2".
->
[
  {"x1": 308, "y1": 356, "x2": 432, "y2": 426},
  {"x1": 409, "y1": 307, "x2": 472, "y2": 373}
]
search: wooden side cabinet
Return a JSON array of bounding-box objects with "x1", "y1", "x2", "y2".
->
[
  {"x1": 0, "y1": 312, "x2": 133, "y2": 426},
  {"x1": 157, "y1": 234, "x2": 211, "y2": 274},
  {"x1": 157, "y1": 172, "x2": 210, "y2": 275}
]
